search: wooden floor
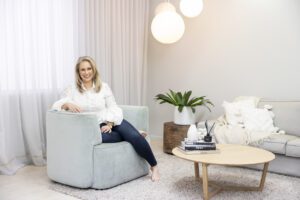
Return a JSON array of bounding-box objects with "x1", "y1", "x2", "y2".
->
[
  {"x1": 0, "y1": 165, "x2": 79, "y2": 200},
  {"x1": 0, "y1": 138, "x2": 162, "y2": 200}
]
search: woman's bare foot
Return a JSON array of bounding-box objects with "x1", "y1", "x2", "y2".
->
[
  {"x1": 150, "y1": 165, "x2": 160, "y2": 181},
  {"x1": 139, "y1": 130, "x2": 147, "y2": 138}
]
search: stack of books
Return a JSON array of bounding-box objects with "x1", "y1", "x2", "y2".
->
[{"x1": 179, "y1": 139, "x2": 219, "y2": 154}]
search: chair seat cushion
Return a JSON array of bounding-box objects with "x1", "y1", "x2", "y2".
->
[{"x1": 92, "y1": 142, "x2": 149, "y2": 189}]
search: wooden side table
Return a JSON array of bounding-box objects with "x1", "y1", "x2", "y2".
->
[{"x1": 163, "y1": 122, "x2": 189, "y2": 154}]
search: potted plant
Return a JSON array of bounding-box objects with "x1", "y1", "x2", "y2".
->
[{"x1": 155, "y1": 90, "x2": 214, "y2": 125}]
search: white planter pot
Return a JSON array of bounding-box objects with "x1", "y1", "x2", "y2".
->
[{"x1": 174, "y1": 106, "x2": 196, "y2": 125}]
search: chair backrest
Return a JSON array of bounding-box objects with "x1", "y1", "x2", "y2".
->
[{"x1": 119, "y1": 105, "x2": 149, "y2": 132}]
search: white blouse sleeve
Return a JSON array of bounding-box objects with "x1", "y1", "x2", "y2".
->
[
  {"x1": 100, "y1": 83, "x2": 123, "y2": 125},
  {"x1": 51, "y1": 86, "x2": 74, "y2": 111}
]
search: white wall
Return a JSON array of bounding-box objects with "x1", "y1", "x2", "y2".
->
[{"x1": 147, "y1": 0, "x2": 300, "y2": 137}]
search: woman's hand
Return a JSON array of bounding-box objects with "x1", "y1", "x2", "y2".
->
[
  {"x1": 61, "y1": 103, "x2": 81, "y2": 113},
  {"x1": 101, "y1": 125, "x2": 112, "y2": 133}
]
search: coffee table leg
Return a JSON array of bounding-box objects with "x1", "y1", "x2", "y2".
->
[
  {"x1": 194, "y1": 162, "x2": 199, "y2": 179},
  {"x1": 259, "y1": 162, "x2": 269, "y2": 191},
  {"x1": 202, "y1": 163, "x2": 209, "y2": 200}
]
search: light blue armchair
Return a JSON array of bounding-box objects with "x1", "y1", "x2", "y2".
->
[{"x1": 46, "y1": 105, "x2": 149, "y2": 189}]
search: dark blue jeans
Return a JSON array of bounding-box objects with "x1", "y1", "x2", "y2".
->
[{"x1": 101, "y1": 119, "x2": 157, "y2": 167}]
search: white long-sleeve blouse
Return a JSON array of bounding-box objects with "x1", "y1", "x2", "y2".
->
[{"x1": 52, "y1": 82, "x2": 123, "y2": 125}]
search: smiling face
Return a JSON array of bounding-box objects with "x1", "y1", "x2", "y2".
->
[
  {"x1": 75, "y1": 56, "x2": 101, "y2": 93},
  {"x1": 79, "y1": 61, "x2": 94, "y2": 84}
]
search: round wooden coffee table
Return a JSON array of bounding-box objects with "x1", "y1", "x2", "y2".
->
[{"x1": 172, "y1": 144, "x2": 275, "y2": 200}]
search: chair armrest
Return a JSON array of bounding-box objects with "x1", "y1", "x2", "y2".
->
[{"x1": 46, "y1": 111, "x2": 101, "y2": 188}]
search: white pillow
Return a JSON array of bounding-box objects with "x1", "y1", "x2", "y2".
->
[
  {"x1": 241, "y1": 107, "x2": 278, "y2": 132},
  {"x1": 222, "y1": 100, "x2": 256, "y2": 126},
  {"x1": 234, "y1": 96, "x2": 260, "y2": 107}
]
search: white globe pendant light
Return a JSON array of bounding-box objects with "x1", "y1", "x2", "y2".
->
[
  {"x1": 180, "y1": 0, "x2": 203, "y2": 18},
  {"x1": 151, "y1": 2, "x2": 185, "y2": 44}
]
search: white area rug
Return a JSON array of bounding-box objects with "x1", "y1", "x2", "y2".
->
[{"x1": 50, "y1": 150, "x2": 300, "y2": 200}]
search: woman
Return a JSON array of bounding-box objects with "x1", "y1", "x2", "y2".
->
[{"x1": 52, "y1": 56, "x2": 160, "y2": 181}]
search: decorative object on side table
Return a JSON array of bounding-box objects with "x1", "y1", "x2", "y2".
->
[
  {"x1": 204, "y1": 120, "x2": 215, "y2": 142},
  {"x1": 179, "y1": 122, "x2": 218, "y2": 155},
  {"x1": 187, "y1": 124, "x2": 198, "y2": 141},
  {"x1": 179, "y1": 138, "x2": 219, "y2": 155},
  {"x1": 155, "y1": 90, "x2": 214, "y2": 125}
]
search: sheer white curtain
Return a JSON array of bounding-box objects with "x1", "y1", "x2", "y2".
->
[
  {"x1": 80, "y1": 0, "x2": 149, "y2": 105},
  {"x1": 0, "y1": 0, "x2": 78, "y2": 175},
  {"x1": 0, "y1": 0, "x2": 149, "y2": 175}
]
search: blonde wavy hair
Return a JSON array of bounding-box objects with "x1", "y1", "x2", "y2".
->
[{"x1": 75, "y1": 56, "x2": 101, "y2": 93}]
